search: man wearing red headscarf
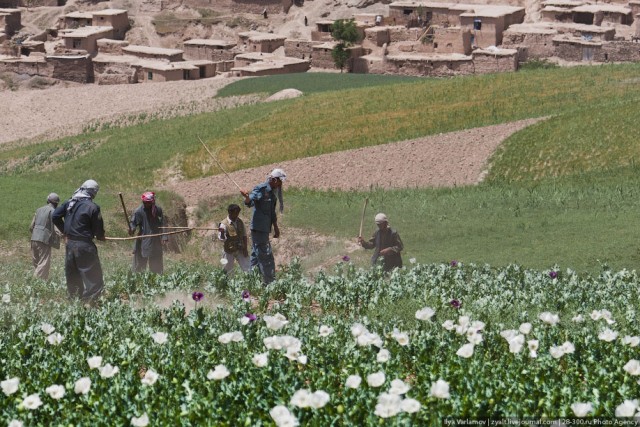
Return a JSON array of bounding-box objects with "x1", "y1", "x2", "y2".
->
[{"x1": 129, "y1": 191, "x2": 168, "y2": 274}]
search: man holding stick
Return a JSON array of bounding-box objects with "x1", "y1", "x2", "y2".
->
[
  {"x1": 129, "y1": 191, "x2": 168, "y2": 274},
  {"x1": 240, "y1": 168, "x2": 286, "y2": 285},
  {"x1": 358, "y1": 212, "x2": 404, "y2": 272},
  {"x1": 52, "y1": 179, "x2": 105, "y2": 304}
]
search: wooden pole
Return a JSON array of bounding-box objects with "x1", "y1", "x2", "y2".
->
[
  {"x1": 358, "y1": 198, "x2": 369, "y2": 238},
  {"x1": 118, "y1": 192, "x2": 131, "y2": 232},
  {"x1": 160, "y1": 226, "x2": 218, "y2": 231},
  {"x1": 105, "y1": 228, "x2": 194, "y2": 241},
  {"x1": 197, "y1": 136, "x2": 243, "y2": 191}
]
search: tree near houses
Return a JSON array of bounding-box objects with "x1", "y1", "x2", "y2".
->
[{"x1": 331, "y1": 19, "x2": 360, "y2": 73}]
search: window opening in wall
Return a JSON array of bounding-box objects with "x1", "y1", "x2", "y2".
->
[
  {"x1": 199, "y1": 66, "x2": 205, "y2": 78},
  {"x1": 403, "y1": 9, "x2": 412, "y2": 15},
  {"x1": 473, "y1": 19, "x2": 482, "y2": 30},
  {"x1": 73, "y1": 39, "x2": 81, "y2": 48},
  {"x1": 183, "y1": 70, "x2": 190, "y2": 80},
  {"x1": 148, "y1": 71, "x2": 153, "y2": 80}
]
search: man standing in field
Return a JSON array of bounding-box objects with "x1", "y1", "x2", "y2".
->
[
  {"x1": 129, "y1": 191, "x2": 168, "y2": 274},
  {"x1": 241, "y1": 168, "x2": 286, "y2": 285},
  {"x1": 358, "y1": 213, "x2": 404, "y2": 272},
  {"x1": 29, "y1": 192, "x2": 61, "y2": 280},
  {"x1": 52, "y1": 179, "x2": 105, "y2": 304},
  {"x1": 217, "y1": 203, "x2": 250, "y2": 275}
]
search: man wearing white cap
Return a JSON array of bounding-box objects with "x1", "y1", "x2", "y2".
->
[
  {"x1": 29, "y1": 192, "x2": 61, "y2": 280},
  {"x1": 241, "y1": 168, "x2": 286, "y2": 285},
  {"x1": 358, "y1": 212, "x2": 404, "y2": 272},
  {"x1": 53, "y1": 179, "x2": 105, "y2": 303}
]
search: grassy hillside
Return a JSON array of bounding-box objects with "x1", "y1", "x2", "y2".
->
[{"x1": 3, "y1": 66, "x2": 640, "y2": 272}]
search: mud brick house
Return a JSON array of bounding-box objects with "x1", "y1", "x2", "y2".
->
[
  {"x1": 459, "y1": 6, "x2": 526, "y2": 48},
  {"x1": 245, "y1": 33, "x2": 286, "y2": 53},
  {"x1": 137, "y1": 60, "x2": 198, "y2": 82},
  {"x1": 0, "y1": 8, "x2": 20, "y2": 37},
  {"x1": 91, "y1": 9, "x2": 129, "y2": 40},
  {"x1": 59, "y1": 11, "x2": 93, "y2": 29},
  {"x1": 183, "y1": 39, "x2": 237, "y2": 61},
  {"x1": 122, "y1": 45, "x2": 184, "y2": 62},
  {"x1": 312, "y1": 20, "x2": 335, "y2": 42},
  {"x1": 284, "y1": 39, "x2": 315, "y2": 60},
  {"x1": 61, "y1": 26, "x2": 113, "y2": 55},
  {"x1": 572, "y1": 4, "x2": 633, "y2": 26},
  {"x1": 231, "y1": 54, "x2": 309, "y2": 76},
  {"x1": 230, "y1": 0, "x2": 293, "y2": 15}
]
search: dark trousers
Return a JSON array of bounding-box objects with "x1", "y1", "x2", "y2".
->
[
  {"x1": 250, "y1": 231, "x2": 275, "y2": 285},
  {"x1": 133, "y1": 250, "x2": 164, "y2": 274},
  {"x1": 65, "y1": 240, "x2": 104, "y2": 302}
]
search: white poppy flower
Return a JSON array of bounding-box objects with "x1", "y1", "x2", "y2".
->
[
  {"x1": 8, "y1": 420, "x2": 22, "y2": 427},
  {"x1": 40, "y1": 323, "x2": 55, "y2": 335},
  {"x1": 377, "y1": 348, "x2": 390, "y2": 363},
  {"x1": 572, "y1": 314, "x2": 585, "y2": 323},
  {"x1": 74, "y1": 377, "x2": 91, "y2": 395},
  {"x1": 141, "y1": 369, "x2": 159, "y2": 386},
  {"x1": 561, "y1": 341, "x2": 575, "y2": 354},
  {"x1": 519, "y1": 323, "x2": 532, "y2": 335},
  {"x1": 357, "y1": 332, "x2": 383, "y2": 348},
  {"x1": 374, "y1": 392, "x2": 403, "y2": 418},
  {"x1": 131, "y1": 413, "x2": 150, "y2": 427},
  {"x1": 240, "y1": 316, "x2": 250, "y2": 326},
  {"x1": 550, "y1": 345, "x2": 565, "y2": 359},
  {"x1": 442, "y1": 320, "x2": 455, "y2": 331},
  {"x1": 264, "y1": 314, "x2": 289, "y2": 331},
  {"x1": 151, "y1": 331, "x2": 168, "y2": 345},
  {"x1": 388, "y1": 379, "x2": 410, "y2": 395},
  {"x1": 207, "y1": 364, "x2": 230, "y2": 380},
  {"x1": 345, "y1": 375, "x2": 362, "y2": 389},
  {"x1": 252, "y1": 352, "x2": 269, "y2": 368},
  {"x1": 456, "y1": 343, "x2": 475, "y2": 358},
  {"x1": 310, "y1": 390, "x2": 330, "y2": 409},
  {"x1": 318, "y1": 325, "x2": 334, "y2": 337},
  {"x1": 467, "y1": 332, "x2": 483, "y2": 345},
  {"x1": 21, "y1": 393, "x2": 43, "y2": 410},
  {"x1": 401, "y1": 397, "x2": 421, "y2": 413},
  {"x1": 99, "y1": 364, "x2": 119, "y2": 379},
  {"x1": 46, "y1": 332, "x2": 63, "y2": 345},
  {"x1": 528, "y1": 340, "x2": 539, "y2": 358},
  {"x1": 218, "y1": 331, "x2": 244, "y2": 344},
  {"x1": 623, "y1": 360, "x2": 640, "y2": 376},
  {"x1": 409, "y1": 258, "x2": 416, "y2": 264},
  {"x1": 351, "y1": 323, "x2": 367, "y2": 337},
  {"x1": 469, "y1": 320, "x2": 485, "y2": 333},
  {"x1": 622, "y1": 336, "x2": 640, "y2": 347},
  {"x1": 393, "y1": 331, "x2": 410, "y2": 346},
  {"x1": 367, "y1": 371, "x2": 386, "y2": 388},
  {"x1": 508, "y1": 335, "x2": 525, "y2": 354},
  {"x1": 290, "y1": 389, "x2": 312, "y2": 408},
  {"x1": 297, "y1": 354, "x2": 308, "y2": 365},
  {"x1": 220, "y1": 258, "x2": 228, "y2": 266},
  {"x1": 1, "y1": 294, "x2": 10, "y2": 303},
  {"x1": 87, "y1": 356, "x2": 103, "y2": 369},
  {"x1": 1, "y1": 377, "x2": 19, "y2": 396},
  {"x1": 571, "y1": 402, "x2": 593, "y2": 417},
  {"x1": 615, "y1": 399, "x2": 639, "y2": 417},
  {"x1": 430, "y1": 379, "x2": 450, "y2": 399},
  {"x1": 598, "y1": 328, "x2": 618, "y2": 342},
  {"x1": 415, "y1": 307, "x2": 435, "y2": 321},
  {"x1": 270, "y1": 405, "x2": 299, "y2": 427},
  {"x1": 500, "y1": 329, "x2": 519, "y2": 341},
  {"x1": 45, "y1": 384, "x2": 66, "y2": 399},
  {"x1": 539, "y1": 312, "x2": 560, "y2": 326}
]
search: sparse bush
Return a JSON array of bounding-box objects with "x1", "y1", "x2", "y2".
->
[{"x1": 519, "y1": 59, "x2": 559, "y2": 70}]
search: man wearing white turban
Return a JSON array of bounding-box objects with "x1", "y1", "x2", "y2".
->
[{"x1": 358, "y1": 212, "x2": 404, "y2": 272}]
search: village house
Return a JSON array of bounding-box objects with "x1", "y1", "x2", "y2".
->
[
  {"x1": 311, "y1": 20, "x2": 335, "y2": 42},
  {"x1": 59, "y1": 11, "x2": 93, "y2": 30},
  {"x1": 231, "y1": 53, "x2": 309, "y2": 76},
  {"x1": 230, "y1": 0, "x2": 293, "y2": 15},
  {"x1": 183, "y1": 39, "x2": 237, "y2": 61},
  {"x1": 0, "y1": 8, "x2": 20, "y2": 37},
  {"x1": 122, "y1": 45, "x2": 184, "y2": 62},
  {"x1": 61, "y1": 26, "x2": 113, "y2": 55},
  {"x1": 91, "y1": 9, "x2": 129, "y2": 40}
]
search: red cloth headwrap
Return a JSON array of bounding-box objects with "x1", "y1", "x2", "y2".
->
[{"x1": 141, "y1": 192, "x2": 155, "y2": 202}]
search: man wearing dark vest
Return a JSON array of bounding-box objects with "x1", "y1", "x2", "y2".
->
[
  {"x1": 52, "y1": 179, "x2": 105, "y2": 303},
  {"x1": 30, "y1": 192, "x2": 61, "y2": 280},
  {"x1": 217, "y1": 204, "x2": 250, "y2": 275},
  {"x1": 358, "y1": 212, "x2": 404, "y2": 272}
]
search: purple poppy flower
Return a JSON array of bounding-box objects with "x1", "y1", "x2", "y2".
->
[
  {"x1": 245, "y1": 313, "x2": 257, "y2": 322},
  {"x1": 549, "y1": 271, "x2": 558, "y2": 279},
  {"x1": 450, "y1": 260, "x2": 458, "y2": 267},
  {"x1": 450, "y1": 299, "x2": 461, "y2": 309},
  {"x1": 242, "y1": 290, "x2": 251, "y2": 302},
  {"x1": 342, "y1": 255, "x2": 350, "y2": 262},
  {"x1": 192, "y1": 291, "x2": 204, "y2": 302}
]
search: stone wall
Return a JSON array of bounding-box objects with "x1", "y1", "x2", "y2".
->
[
  {"x1": 0, "y1": 58, "x2": 51, "y2": 76},
  {"x1": 385, "y1": 56, "x2": 475, "y2": 77},
  {"x1": 230, "y1": 0, "x2": 292, "y2": 15},
  {"x1": 49, "y1": 55, "x2": 93, "y2": 83},
  {"x1": 472, "y1": 51, "x2": 518, "y2": 74},
  {"x1": 0, "y1": 9, "x2": 21, "y2": 37},
  {"x1": 502, "y1": 32, "x2": 556, "y2": 60},
  {"x1": 183, "y1": 44, "x2": 236, "y2": 61},
  {"x1": 94, "y1": 62, "x2": 137, "y2": 84},
  {"x1": 311, "y1": 45, "x2": 337, "y2": 69},
  {"x1": 553, "y1": 39, "x2": 601, "y2": 61},
  {"x1": 601, "y1": 41, "x2": 640, "y2": 62},
  {"x1": 284, "y1": 39, "x2": 314, "y2": 60},
  {"x1": 388, "y1": 26, "x2": 421, "y2": 43},
  {"x1": 97, "y1": 39, "x2": 129, "y2": 54}
]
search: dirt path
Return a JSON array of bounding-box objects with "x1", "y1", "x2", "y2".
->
[{"x1": 168, "y1": 117, "x2": 543, "y2": 206}]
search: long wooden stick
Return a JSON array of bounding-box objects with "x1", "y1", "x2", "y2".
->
[
  {"x1": 160, "y1": 226, "x2": 218, "y2": 231},
  {"x1": 197, "y1": 136, "x2": 243, "y2": 191},
  {"x1": 358, "y1": 198, "x2": 369, "y2": 238},
  {"x1": 104, "y1": 228, "x2": 194, "y2": 241},
  {"x1": 118, "y1": 192, "x2": 131, "y2": 231}
]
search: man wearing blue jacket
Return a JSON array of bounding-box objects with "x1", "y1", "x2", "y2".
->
[{"x1": 240, "y1": 168, "x2": 286, "y2": 285}]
